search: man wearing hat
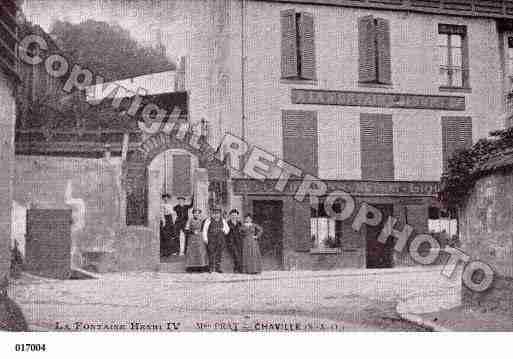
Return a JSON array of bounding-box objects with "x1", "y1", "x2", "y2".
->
[
  {"x1": 184, "y1": 208, "x2": 209, "y2": 271},
  {"x1": 226, "y1": 209, "x2": 243, "y2": 273},
  {"x1": 202, "y1": 206, "x2": 230, "y2": 273},
  {"x1": 174, "y1": 194, "x2": 194, "y2": 255}
]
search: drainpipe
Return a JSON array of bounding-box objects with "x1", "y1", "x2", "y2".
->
[
  {"x1": 240, "y1": 0, "x2": 248, "y2": 211},
  {"x1": 241, "y1": 0, "x2": 246, "y2": 142}
]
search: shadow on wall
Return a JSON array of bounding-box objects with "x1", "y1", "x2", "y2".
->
[{"x1": 13, "y1": 156, "x2": 158, "y2": 273}]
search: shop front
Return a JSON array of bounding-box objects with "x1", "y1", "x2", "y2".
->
[{"x1": 233, "y1": 179, "x2": 440, "y2": 271}]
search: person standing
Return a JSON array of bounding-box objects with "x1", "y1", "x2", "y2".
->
[
  {"x1": 174, "y1": 195, "x2": 194, "y2": 255},
  {"x1": 226, "y1": 209, "x2": 243, "y2": 273},
  {"x1": 241, "y1": 213, "x2": 264, "y2": 274},
  {"x1": 184, "y1": 209, "x2": 209, "y2": 272},
  {"x1": 160, "y1": 194, "x2": 177, "y2": 257},
  {"x1": 202, "y1": 207, "x2": 229, "y2": 273}
]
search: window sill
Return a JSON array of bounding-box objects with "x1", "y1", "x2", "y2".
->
[
  {"x1": 310, "y1": 248, "x2": 342, "y2": 255},
  {"x1": 358, "y1": 82, "x2": 393, "y2": 89},
  {"x1": 439, "y1": 86, "x2": 472, "y2": 94},
  {"x1": 280, "y1": 78, "x2": 318, "y2": 86}
]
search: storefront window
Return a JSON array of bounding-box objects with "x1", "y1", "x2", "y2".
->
[
  {"x1": 310, "y1": 199, "x2": 342, "y2": 251},
  {"x1": 428, "y1": 207, "x2": 459, "y2": 248}
]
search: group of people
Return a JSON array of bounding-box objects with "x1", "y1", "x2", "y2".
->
[
  {"x1": 160, "y1": 194, "x2": 194, "y2": 257},
  {"x1": 160, "y1": 194, "x2": 264, "y2": 274}
]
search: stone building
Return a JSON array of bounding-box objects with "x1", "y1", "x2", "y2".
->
[
  {"x1": 0, "y1": 0, "x2": 21, "y2": 282},
  {"x1": 164, "y1": 0, "x2": 513, "y2": 270},
  {"x1": 458, "y1": 149, "x2": 513, "y2": 314}
]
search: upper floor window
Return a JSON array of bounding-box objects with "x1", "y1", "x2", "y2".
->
[
  {"x1": 507, "y1": 37, "x2": 513, "y2": 77},
  {"x1": 280, "y1": 10, "x2": 316, "y2": 81},
  {"x1": 505, "y1": 37, "x2": 513, "y2": 95},
  {"x1": 360, "y1": 113, "x2": 394, "y2": 181},
  {"x1": 358, "y1": 15, "x2": 392, "y2": 85},
  {"x1": 282, "y1": 110, "x2": 318, "y2": 176},
  {"x1": 441, "y1": 116, "x2": 472, "y2": 173},
  {"x1": 438, "y1": 24, "x2": 469, "y2": 90}
]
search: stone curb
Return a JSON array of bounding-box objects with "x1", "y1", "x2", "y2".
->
[{"x1": 396, "y1": 304, "x2": 452, "y2": 332}]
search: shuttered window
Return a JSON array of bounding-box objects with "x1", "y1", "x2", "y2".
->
[
  {"x1": 358, "y1": 16, "x2": 392, "y2": 85},
  {"x1": 281, "y1": 10, "x2": 316, "y2": 80},
  {"x1": 360, "y1": 113, "x2": 394, "y2": 180},
  {"x1": 282, "y1": 110, "x2": 318, "y2": 176},
  {"x1": 442, "y1": 116, "x2": 472, "y2": 173},
  {"x1": 172, "y1": 154, "x2": 192, "y2": 197}
]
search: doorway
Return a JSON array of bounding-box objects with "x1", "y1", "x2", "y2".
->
[
  {"x1": 148, "y1": 149, "x2": 197, "y2": 263},
  {"x1": 366, "y1": 203, "x2": 394, "y2": 269},
  {"x1": 253, "y1": 200, "x2": 283, "y2": 271}
]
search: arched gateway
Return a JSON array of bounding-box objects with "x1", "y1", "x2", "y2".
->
[{"x1": 125, "y1": 130, "x2": 228, "y2": 227}]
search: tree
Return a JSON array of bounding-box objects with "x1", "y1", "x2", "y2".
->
[
  {"x1": 50, "y1": 19, "x2": 175, "y2": 82},
  {"x1": 439, "y1": 127, "x2": 513, "y2": 208}
]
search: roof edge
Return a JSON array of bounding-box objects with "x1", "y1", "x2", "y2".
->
[{"x1": 249, "y1": 0, "x2": 513, "y2": 20}]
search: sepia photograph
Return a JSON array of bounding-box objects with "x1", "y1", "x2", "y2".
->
[{"x1": 0, "y1": 0, "x2": 511, "y2": 355}]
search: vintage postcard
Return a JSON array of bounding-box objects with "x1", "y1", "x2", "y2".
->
[{"x1": 0, "y1": 0, "x2": 512, "y2": 354}]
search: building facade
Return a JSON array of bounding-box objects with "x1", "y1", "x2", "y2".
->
[
  {"x1": 166, "y1": 0, "x2": 513, "y2": 270},
  {"x1": 0, "y1": 0, "x2": 21, "y2": 282},
  {"x1": 17, "y1": 0, "x2": 513, "y2": 273}
]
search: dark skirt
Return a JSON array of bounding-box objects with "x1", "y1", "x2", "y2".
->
[
  {"x1": 160, "y1": 215, "x2": 178, "y2": 256},
  {"x1": 241, "y1": 236, "x2": 262, "y2": 274},
  {"x1": 185, "y1": 232, "x2": 209, "y2": 268}
]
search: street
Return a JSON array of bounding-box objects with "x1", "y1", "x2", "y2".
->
[{"x1": 9, "y1": 267, "x2": 461, "y2": 331}]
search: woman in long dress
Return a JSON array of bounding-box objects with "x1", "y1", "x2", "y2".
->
[
  {"x1": 160, "y1": 194, "x2": 177, "y2": 257},
  {"x1": 241, "y1": 213, "x2": 264, "y2": 274},
  {"x1": 184, "y1": 209, "x2": 209, "y2": 272}
]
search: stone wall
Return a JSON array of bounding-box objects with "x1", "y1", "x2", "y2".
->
[
  {"x1": 463, "y1": 275, "x2": 513, "y2": 314},
  {"x1": 460, "y1": 171, "x2": 513, "y2": 313},
  {"x1": 13, "y1": 155, "x2": 159, "y2": 273},
  {"x1": 0, "y1": 70, "x2": 16, "y2": 281}
]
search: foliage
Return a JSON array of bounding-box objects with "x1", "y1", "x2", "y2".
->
[
  {"x1": 439, "y1": 126, "x2": 513, "y2": 207},
  {"x1": 50, "y1": 19, "x2": 175, "y2": 82}
]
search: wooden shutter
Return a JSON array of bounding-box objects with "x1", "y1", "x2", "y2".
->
[
  {"x1": 376, "y1": 18, "x2": 392, "y2": 84},
  {"x1": 406, "y1": 205, "x2": 429, "y2": 235},
  {"x1": 358, "y1": 15, "x2": 377, "y2": 83},
  {"x1": 442, "y1": 116, "x2": 472, "y2": 172},
  {"x1": 294, "y1": 200, "x2": 313, "y2": 252},
  {"x1": 281, "y1": 9, "x2": 298, "y2": 78},
  {"x1": 282, "y1": 110, "x2": 318, "y2": 176},
  {"x1": 360, "y1": 113, "x2": 394, "y2": 180},
  {"x1": 172, "y1": 154, "x2": 192, "y2": 197},
  {"x1": 298, "y1": 12, "x2": 316, "y2": 80}
]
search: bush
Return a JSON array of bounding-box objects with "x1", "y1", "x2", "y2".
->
[{"x1": 439, "y1": 127, "x2": 513, "y2": 208}]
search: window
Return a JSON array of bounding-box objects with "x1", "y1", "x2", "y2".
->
[
  {"x1": 505, "y1": 37, "x2": 513, "y2": 127},
  {"x1": 282, "y1": 110, "x2": 318, "y2": 176},
  {"x1": 507, "y1": 37, "x2": 513, "y2": 80},
  {"x1": 438, "y1": 24, "x2": 469, "y2": 89},
  {"x1": 281, "y1": 10, "x2": 316, "y2": 80},
  {"x1": 428, "y1": 207, "x2": 459, "y2": 248},
  {"x1": 441, "y1": 116, "x2": 472, "y2": 173},
  {"x1": 358, "y1": 15, "x2": 392, "y2": 85},
  {"x1": 310, "y1": 199, "x2": 342, "y2": 251},
  {"x1": 360, "y1": 113, "x2": 394, "y2": 180}
]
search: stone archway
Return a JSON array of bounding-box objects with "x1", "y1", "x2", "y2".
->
[{"x1": 125, "y1": 131, "x2": 227, "y2": 226}]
